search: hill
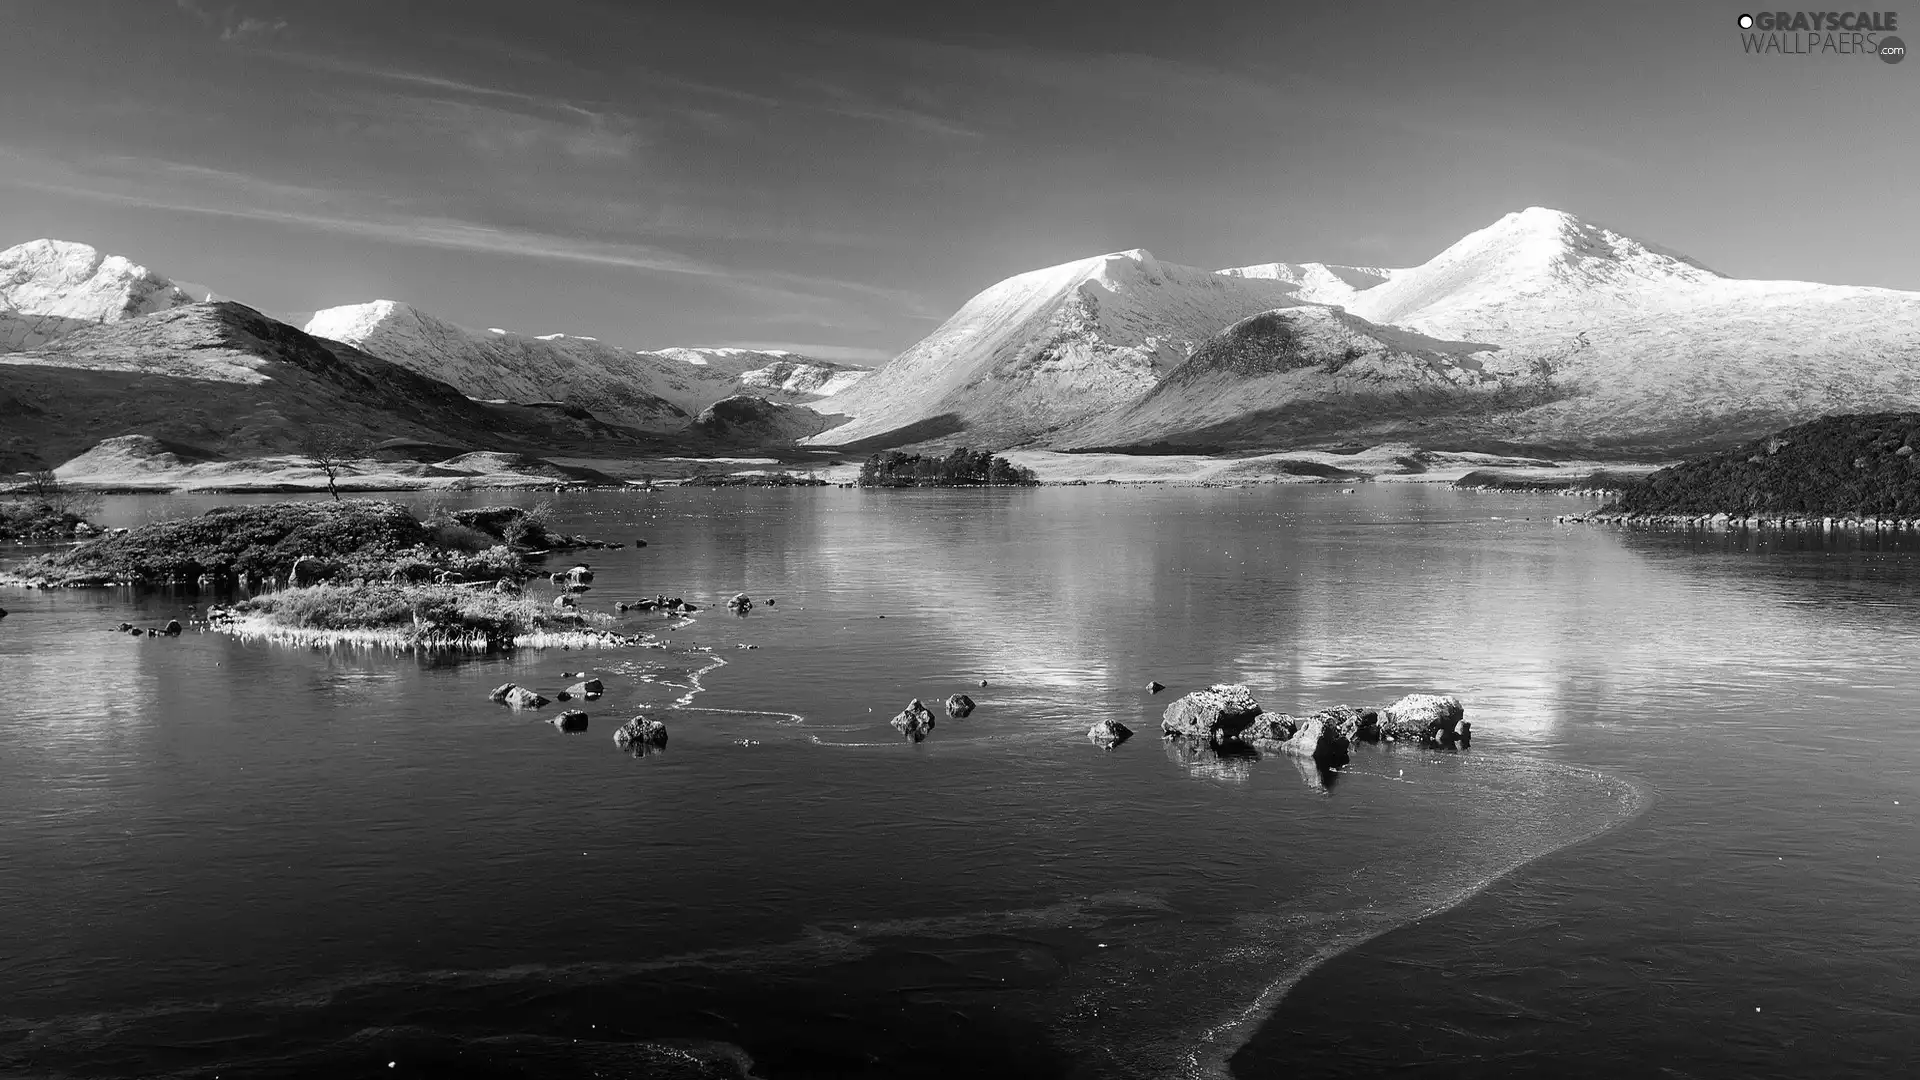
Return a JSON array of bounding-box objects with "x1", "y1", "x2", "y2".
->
[
  {"x1": 802, "y1": 249, "x2": 1300, "y2": 449},
  {"x1": 1601, "y1": 413, "x2": 1920, "y2": 517},
  {"x1": 0, "y1": 301, "x2": 652, "y2": 473},
  {"x1": 1215, "y1": 261, "x2": 1400, "y2": 307}
]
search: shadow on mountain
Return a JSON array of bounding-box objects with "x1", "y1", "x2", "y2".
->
[{"x1": 814, "y1": 412, "x2": 968, "y2": 453}]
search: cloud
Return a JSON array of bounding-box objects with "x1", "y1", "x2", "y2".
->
[{"x1": 176, "y1": 1, "x2": 290, "y2": 42}]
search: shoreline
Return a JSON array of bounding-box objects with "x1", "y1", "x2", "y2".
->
[{"x1": 209, "y1": 615, "x2": 661, "y2": 651}]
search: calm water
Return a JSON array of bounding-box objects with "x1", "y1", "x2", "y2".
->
[{"x1": 1, "y1": 487, "x2": 1916, "y2": 1079}]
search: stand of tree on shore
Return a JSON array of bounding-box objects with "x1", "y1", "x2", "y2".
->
[{"x1": 857, "y1": 448, "x2": 1040, "y2": 487}]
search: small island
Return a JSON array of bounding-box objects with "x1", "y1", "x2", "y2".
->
[
  {"x1": 1566, "y1": 413, "x2": 1920, "y2": 530},
  {"x1": 857, "y1": 448, "x2": 1040, "y2": 487},
  {"x1": 3, "y1": 499, "x2": 645, "y2": 649}
]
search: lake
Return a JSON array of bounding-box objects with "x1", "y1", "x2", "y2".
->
[{"x1": 2, "y1": 485, "x2": 1917, "y2": 1079}]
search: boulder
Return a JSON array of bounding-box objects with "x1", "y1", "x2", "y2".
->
[
  {"x1": 163, "y1": 619, "x2": 182, "y2": 636},
  {"x1": 488, "y1": 682, "x2": 549, "y2": 709},
  {"x1": 1240, "y1": 713, "x2": 1350, "y2": 768},
  {"x1": 0, "y1": 607, "x2": 7, "y2": 621},
  {"x1": 288, "y1": 554, "x2": 323, "y2": 587},
  {"x1": 565, "y1": 564, "x2": 594, "y2": 585},
  {"x1": 614, "y1": 716, "x2": 668, "y2": 747},
  {"x1": 552, "y1": 710, "x2": 589, "y2": 733},
  {"x1": 944, "y1": 693, "x2": 976, "y2": 717},
  {"x1": 118, "y1": 622, "x2": 132, "y2": 632},
  {"x1": 1382, "y1": 693, "x2": 1465, "y2": 741},
  {"x1": 1160, "y1": 684, "x2": 1263, "y2": 741},
  {"x1": 1309, "y1": 705, "x2": 1381, "y2": 744},
  {"x1": 566, "y1": 679, "x2": 604, "y2": 700},
  {"x1": 1146, "y1": 681, "x2": 1166, "y2": 693},
  {"x1": 727, "y1": 592, "x2": 753, "y2": 612},
  {"x1": 1087, "y1": 718, "x2": 1133, "y2": 746},
  {"x1": 553, "y1": 594, "x2": 578, "y2": 610},
  {"x1": 493, "y1": 579, "x2": 521, "y2": 595},
  {"x1": 891, "y1": 698, "x2": 937, "y2": 738}
]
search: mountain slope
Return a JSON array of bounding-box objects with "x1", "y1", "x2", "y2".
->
[
  {"x1": 1063, "y1": 307, "x2": 1540, "y2": 449},
  {"x1": 652, "y1": 346, "x2": 870, "y2": 399},
  {"x1": 803, "y1": 249, "x2": 1301, "y2": 448},
  {"x1": 0, "y1": 302, "x2": 649, "y2": 472},
  {"x1": 0, "y1": 239, "x2": 197, "y2": 352}
]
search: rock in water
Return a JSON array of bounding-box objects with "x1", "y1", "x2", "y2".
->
[
  {"x1": 566, "y1": 678, "x2": 605, "y2": 699},
  {"x1": 1309, "y1": 704, "x2": 1381, "y2": 743},
  {"x1": 1382, "y1": 693, "x2": 1465, "y2": 741},
  {"x1": 552, "y1": 710, "x2": 589, "y2": 733},
  {"x1": 891, "y1": 698, "x2": 937, "y2": 739},
  {"x1": 1160, "y1": 684, "x2": 1263, "y2": 741},
  {"x1": 944, "y1": 693, "x2": 976, "y2": 717},
  {"x1": 727, "y1": 592, "x2": 753, "y2": 613},
  {"x1": 489, "y1": 682, "x2": 549, "y2": 709},
  {"x1": 1087, "y1": 719, "x2": 1133, "y2": 746},
  {"x1": 1240, "y1": 713, "x2": 1351, "y2": 768},
  {"x1": 0, "y1": 607, "x2": 8, "y2": 620},
  {"x1": 1146, "y1": 680, "x2": 1166, "y2": 693},
  {"x1": 614, "y1": 716, "x2": 668, "y2": 747},
  {"x1": 553, "y1": 594, "x2": 578, "y2": 610},
  {"x1": 163, "y1": 619, "x2": 182, "y2": 636},
  {"x1": 565, "y1": 564, "x2": 594, "y2": 585}
]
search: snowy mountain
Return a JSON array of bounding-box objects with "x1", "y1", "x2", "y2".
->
[
  {"x1": 1327, "y1": 207, "x2": 1920, "y2": 453},
  {"x1": 0, "y1": 239, "x2": 197, "y2": 352},
  {"x1": 816, "y1": 209, "x2": 1920, "y2": 456},
  {"x1": 306, "y1": 301, "x2": 862, "y2": 432},
  {"x1": 1216, "y1": 261, "x2": 1400, "y2": 307},
  {"x1": 802, "y1": 249, "x2": 1302, "y2": 448}
]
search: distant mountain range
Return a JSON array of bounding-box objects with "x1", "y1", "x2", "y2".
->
[
  {"x1": 809, "y1": 208, "x2": 1920, "y2": 457},
  {"x1": 4, "y1": 208, "x2": 1918, "y2": 473}
]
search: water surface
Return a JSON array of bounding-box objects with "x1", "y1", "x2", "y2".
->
[{"x1": 2, "y1": 486, "x2": 1913, "y2": 1077}]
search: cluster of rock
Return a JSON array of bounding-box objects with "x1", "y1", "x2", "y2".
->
[
  {"x1": 615, "y1": 595, "x2": 698, "y2": 614},
  {"x1": 1149, "y1": 684, "x2": 1469, "y2": 767},
  {"x1": 485, "y1": 677, "x2": 670, "y2": 751},
  {"x1": 112, "y1": 618, "x2": 184, "y2": 639},
  {"x1": 888, "y1": 694, "x2": 978, "y2": 741},
  {"x1": 1564, "y1": 511, "x2": 1920, "y2": 532}
]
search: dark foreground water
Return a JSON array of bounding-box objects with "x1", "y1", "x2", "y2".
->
[{"x1": 1, "y1": 486, "x2": 1915, "y2": 1079}]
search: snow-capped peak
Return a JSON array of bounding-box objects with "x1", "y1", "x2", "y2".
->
[{"x1": 1, "y1": 238, "x2": 198, "y2": 352}]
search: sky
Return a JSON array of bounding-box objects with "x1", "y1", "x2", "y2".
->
[{"x1": 0, "y1": 0, "x2": 1914, "y2": 362}]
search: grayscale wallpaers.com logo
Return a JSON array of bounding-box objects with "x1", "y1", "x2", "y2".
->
[{"x1": 1737, "y1": 10, "x2": 1905, "y2": 61}]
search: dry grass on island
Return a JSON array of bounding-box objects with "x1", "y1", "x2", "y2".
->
[{"x1": 4, "y1": 498, "x2": 642, "y2": 650}]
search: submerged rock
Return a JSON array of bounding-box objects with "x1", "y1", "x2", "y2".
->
[
  {"x1": 1146, "y1": 680, "x2": 1166, "y2": 693},
  {"x1": 891, "y1": 698, "x2": 937, "y2": 739},
  {"x1": 727, "y1": 592, "x2": 753, "y2": 613},
  {"x1": 1162, "y1": 735, "x2": 1259, "y2": 783},
  {"x1": 614, "y1": 716, "x2": 668, "y2": 748},
  {"x1": 1087, "y1": 718, "x2": 1133, "y2": 746},
  {"x1": 552, "y1": 710, "x2": 589, "y2": 733},
  {"x1": 489, "y1": 682, "x2": 549, "y2": 709},
  {"x1": 1160, "y1": 684, "x2": 1263, "y2": 741},
  {"x1": 944, "y1": 693, "x2": 976, "y2": 718}
]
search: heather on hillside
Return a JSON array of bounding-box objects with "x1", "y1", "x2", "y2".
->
[{"x1": 1603, "y1": 413, "x2": 1920, "y2": 516}]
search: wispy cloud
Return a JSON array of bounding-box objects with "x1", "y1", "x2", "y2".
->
[{"x1": 176, "y1": 1, "x2": 289, "y2": 42}]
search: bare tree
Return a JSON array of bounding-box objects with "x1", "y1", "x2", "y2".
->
[
  {"x1": 24, "y1": 469, "x2": 101, "y2": 520},
  {"x1": 300, "y1": 429, "x2": 369, "y2": 501}
]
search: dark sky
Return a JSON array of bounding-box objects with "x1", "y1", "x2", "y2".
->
[{"x1": 1, "y1": 0, "x2": 1913, "y2": 360}]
